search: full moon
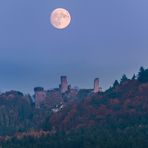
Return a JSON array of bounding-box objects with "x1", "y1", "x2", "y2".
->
[{"x1": 50, "y1": 8, "x2": 71, "y2": 29}]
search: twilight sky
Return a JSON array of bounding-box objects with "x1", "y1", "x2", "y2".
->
[{"x1": 0, "y1": 0, "x2": 148, "y2": 94}]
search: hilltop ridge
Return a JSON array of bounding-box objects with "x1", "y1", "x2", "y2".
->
[{"x1": 0, "y1": 66, "x2": 148, "y2": 147}]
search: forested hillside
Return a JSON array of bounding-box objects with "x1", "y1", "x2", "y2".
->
[{"x1": 1, "y1": 67, "x2": 148, "y2": 148}]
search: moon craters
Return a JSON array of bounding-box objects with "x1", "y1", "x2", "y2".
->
[{"x1": 50, "y1": 8, "x2": 71, "y2": 29}]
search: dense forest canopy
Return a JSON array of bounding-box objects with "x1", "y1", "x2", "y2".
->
[{"x1": 0, "y1": 67, "x2": 148, "y2": 147}]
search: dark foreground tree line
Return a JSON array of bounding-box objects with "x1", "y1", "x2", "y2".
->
[{"x1": 1, "y1": 125, "x2": 148, "y2": 148}]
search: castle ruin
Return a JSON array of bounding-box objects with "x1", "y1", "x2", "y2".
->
[
  {"x1": 33, "y1": 76, "x2": 102, "y2": 108},
  {"x1": 34, "y1": 87, "x2": 46, "y2": 108},
  {"x1": 93, "y1": 78, "x2": 100, "y2": 93},
  {"x1": 59, "y1": 76, "x2": 69, "y2": 93}
]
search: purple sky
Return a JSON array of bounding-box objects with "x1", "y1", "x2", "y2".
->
[{"x1": 0, "y1": 0, "x2": 148, "y2": 94}]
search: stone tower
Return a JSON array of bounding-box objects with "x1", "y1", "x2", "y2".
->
[
  {"x1": 59, "y1": 76, "x2": 68, "y2": 93},
  {"x1": 93, "y1": 78, "x2": 100, "y2": 93},
  {"x1": 34, "y1": 87, "x2": 46, "y2": 108}
]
